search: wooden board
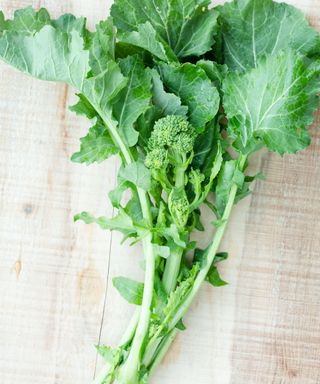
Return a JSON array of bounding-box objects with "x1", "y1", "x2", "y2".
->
[{"x1": 0, "y1": 1, "x2": 319, "y2": 383}]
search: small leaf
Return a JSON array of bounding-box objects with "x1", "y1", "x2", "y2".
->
[
  {"x1": 69, "y1": 93, "x2": 97, "y2": 119},
  {"x1": 175, "y1": 319, "x2": 187, "y2": 331},
  {"x1": 206, "y1": 266, "x2": 228, "y2": 287},
  {"x1": 109, "y1": 179, "x2": 131, "y2": 209},
  {"x1": 74, "y1": 209, "x2": 136, "y2": 237},
  {"x1": 213, "y1": 252, "x2": 229, "y2": 264},
  {"x1": 71, "y1": 119, "x2": 118, "y2": 164},
  {"x1": 96, "y1": 345, "x2": 115, "y2": 363},
  {"x1": 153, "y1": 244, "x2": 170, "y2": 259},
  {"x1": 113, "y1": 276, "x2": 144, "y2": 305},
  {"x1": 159, "y1": 224, "x2": 186, "y2": 248},
  {"x1": 119, "y1": 162, "x2": 152, "y2": 191},
  {"x1": 215, "y1": 160, "x2": 245, "y2": 217}
]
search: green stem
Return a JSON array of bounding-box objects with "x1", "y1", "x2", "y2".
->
[
  {"x1": 170, "y1": 154, "x2": 247, "y2": 329},
  {"x1": 162, "y1": 246, "x2": 184, "y2": 294},
  {"x1": 116, "y1": 232, "x2": 155, "y2": 383},
  {"x1": 144, "y1": 154, "x2": 247, "y2": 379},
  {"x1": 92, "y1": 310, "x2": 141, "y2": 384},
  {"x1": 91, "y1": 109, "x2": 156, "y2": 384},
  {"x1": 162, "y1": 164, "x2": 186, "y2": 294},
  {"x1": 147, "y1": 329, "x2": 178, "y2": 376}
]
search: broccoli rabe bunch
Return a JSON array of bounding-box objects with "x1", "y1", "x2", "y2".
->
[{"x1": 145, "y1": 115, "x2": 197, "y2": 229}]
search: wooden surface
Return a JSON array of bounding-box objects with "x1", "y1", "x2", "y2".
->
[{"x1": 0, "y1": 1, "x2": 319, "y2": 383}]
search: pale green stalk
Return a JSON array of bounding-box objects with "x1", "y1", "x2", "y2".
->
[
  {"x1": 162, "y1": 163, "x2": 186, "y2": 293},
  {"x1": 92, "y1": 111, "x2": 156, "y2": 384},
  {"x1": 143, "y1": 154, "x2": 247, "y2": 377}
]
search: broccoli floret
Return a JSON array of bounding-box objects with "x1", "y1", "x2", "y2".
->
[
  {"x1": 145, "y1": 147, "x2": 168, "y2": 170},
  {"x1": 145, "y1": 115, "x2": 196, "y2": 170}
]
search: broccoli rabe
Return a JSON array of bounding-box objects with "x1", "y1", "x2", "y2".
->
[
  {"x1": 145, "y1": 115, "x2": 197, "y2": 169},
  {"x1": 145, "y1": 115, "x2": 197, "y2": 229}
]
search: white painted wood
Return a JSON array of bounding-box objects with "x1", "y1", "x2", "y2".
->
[{"x1": 0, "y1": 1, "x2": 319, "y2": 383}]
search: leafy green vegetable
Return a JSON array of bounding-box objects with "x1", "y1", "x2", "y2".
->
[
  {"x1": 0, "y1": 9, "x2": 89, "y2": 87},
  {"x1": 71, "y1": 119, "x2": 118, "y2": 164},
  {"x1": 119, "y1": 162, "x2": 152, "y2": 191},
  {"x1": 158, "y1": 62, "x2": 220, "y2": 131},
  {"x1": 217, "y1": 0, "x2": 319, "y2": 71},
  {"x1": 113, "y1": 276, "x2": 144, "y2": 305},
  {"x1": 112, "y1": 55, "x2": 152, "y2": 147},
  {"x1": 118, "y1": 22, "x2": 177, "y2": 62},
  {"x1": 223, "y1": 50, "x2": 320, "y2": 154},
  {"x1": 150, "y1": 69, "x2": 188, "y2": 117},
  {"x1": 0, "y1": 1, "x2": 319, "y2": 384},
  {"x1": 111, "y1": 0, "x2": 218, "y2": 58}
]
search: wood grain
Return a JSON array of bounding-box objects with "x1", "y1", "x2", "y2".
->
[{"x1": 0, "y1": 1, "x2": 319, "y2": 384}]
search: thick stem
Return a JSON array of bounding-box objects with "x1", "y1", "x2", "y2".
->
[
  {"x1": 147, "y1": 329, "x2": 178, "y2": 376},
  {"x1": 116, "y1": 235, "x2": 155, "y2": 383},
  {"x1": 92, "y1": 310, "x2": 140, "y2": 384},
  {"x1": 162, "y1": 247, "x2": 184, "y2": 294}
]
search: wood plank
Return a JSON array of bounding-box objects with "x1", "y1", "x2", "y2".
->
[
  {"x1": 0, "y1": 1, "x2": 114, "y2": 383},
  {"x1": 0, "y1": 1, "x2": 319, "y2": 384}
]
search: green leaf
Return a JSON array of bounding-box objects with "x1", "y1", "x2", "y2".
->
[
  {"x1": 51, "y1": 14, "x2": 87, "y2": 34},
  {"x1": 217, "y1": 0, "x2": 320, "y2": 71},
  {"x1": 223, "y1": 51, "x2": 320, "y2": 155},
  {"x1": 111, "y1": 0, "x2": 218, "y2": 58},
  {"x1": 150, "y1": 69, "x2": 188, "y2": 117},
  {"x1": 235, "y1": 172, "x2": 265, "y2": 203},
  {"x1": 213, "y1": 252, "x2": 229, "y2": 264},
  {"x1": 202, "y1": 142, "x2": 223, "y2": 196},
  {"x1": 153, "y1": 244, "x2": 170, "y2": 259},
  {"x1": 215, "y1": 160, "x2": 245, "y2": 217},
  {"x1": 159, "y1": 224, "x2": 186, "y2": 248},
  {"x1": 0, "y1": 10, "x2": 89, "y2": 88},
  {"x1": 112, "y1": 55, "x2": 152, "y2": 147},
  {"x1": 89, "y1": 19, "x2": 116, "y2": 74},
  {"x1": 71, "y1": 119, "x2": 118, "y2": 164},
  {"x1": 193, "y1": 121, "x2": 223, "y2": 173},
  {"x1": 118, "y1": 22, "x2": 176, "y2": 62},
  {"x1": 124, "y1": 193, "x2": 144, "y2": 224},
  {"x1": 109, "y1": 177, "x2": 131, "y2": 209},
  {"x1": 194, "y1": 248, "x2": 228, "y2": 269},
  {"x1": 119, "y1": 161, "x2": 152, "y2": 191},
  {"x1": 82, "y1": 59, "x2": 127, "y2": 131},
  {"x1": 158, "y1": 63, "x2": 220, "y2": 131},
  {"x1": 206, "y1": 266, "x2": 228, "y2": 287},
  {"x1": 96, "y1": 345, "x2": 115, "y2": 363},
  {"x1": 0, "y1": 12, "x2": 4, "y2": 33},
  {"x1": 74, "y1": 209, "x2": 136, "y2": 237},
  {"x1": 3, "y1": 7, "x2": 50, "y2": 34},
  {"x1": 163, "y1": 264, "x2": 199, "y2": 318},
  {"x1": 113, "y1": 276, "x2": 144, "y2": 305},
  {"x1": 197, "y1": 60, "x2": 228, "y2": 90},
  {"x1": 175, "y1": 319, "x2": 186, "y2": 331},
  {"x1": 69, "y1": 93, "x2": 97, "y2": 119}
]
